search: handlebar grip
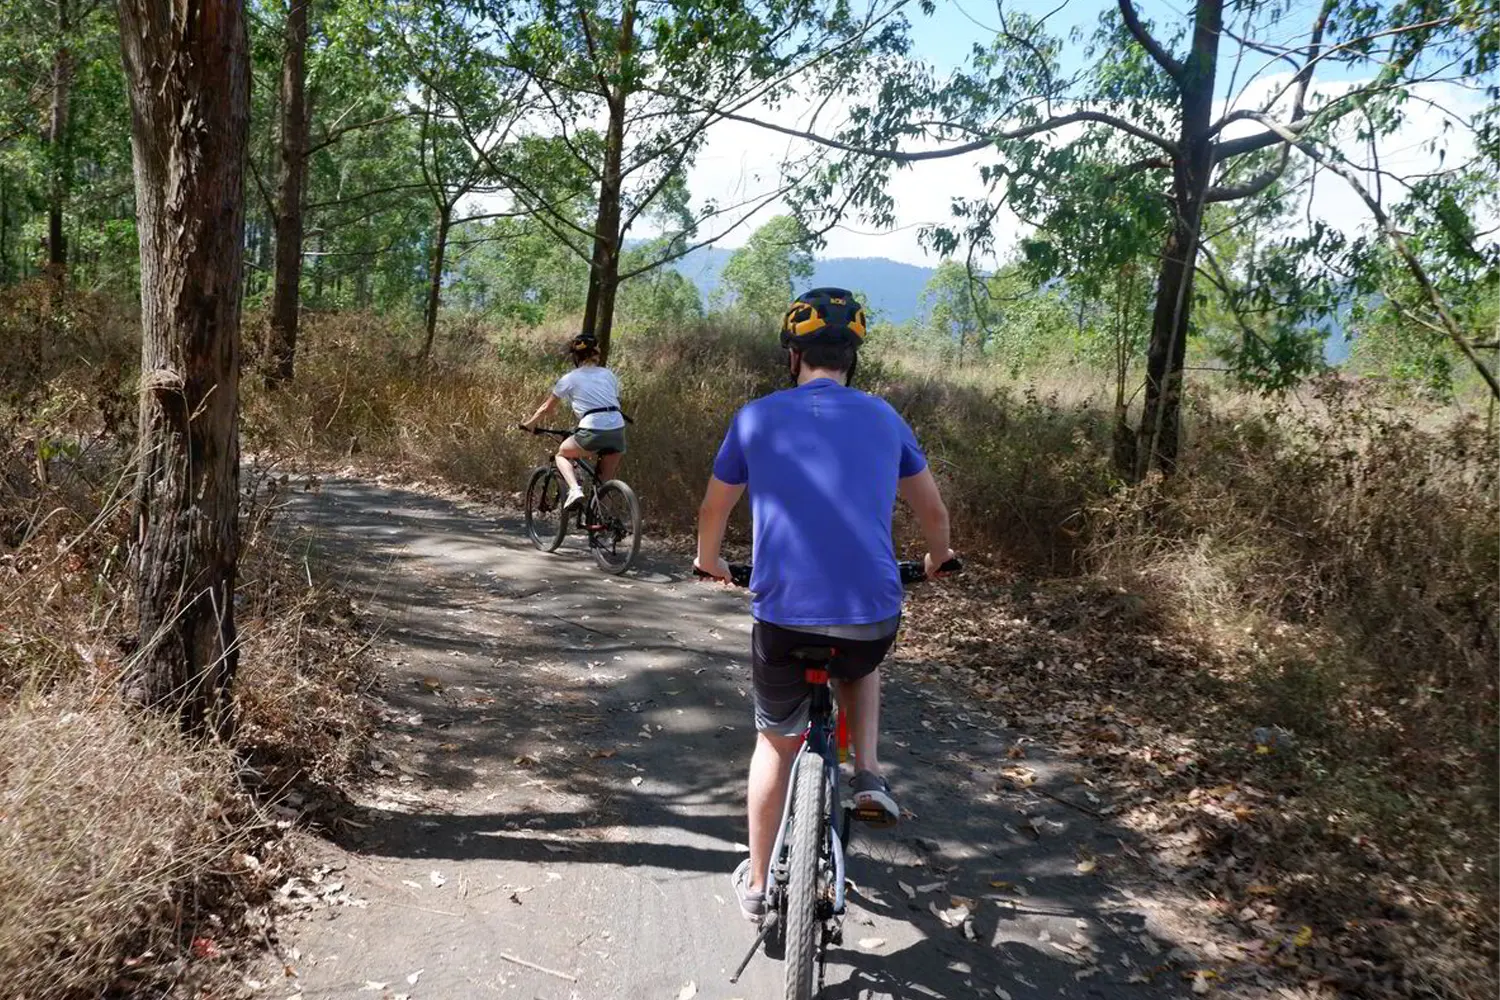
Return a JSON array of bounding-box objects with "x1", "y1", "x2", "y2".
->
[
  {"x1": 692, "y1": 564, "x2": 752, "y2": 587},
  {"x1": 898, "y1": 557, "x2": 964, "y2": 584}
]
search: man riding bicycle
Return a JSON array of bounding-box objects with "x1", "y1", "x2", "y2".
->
[
  {"x1": 693, "y1": 288, "x2": 956, "y2": 924},
  {"x1": 520, "y1": 333, "x2": 627, "y2": 510}
]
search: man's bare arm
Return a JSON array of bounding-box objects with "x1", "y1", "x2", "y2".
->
[
  {"x1": 695, "y1": 476, "x2": 746, "y2": 578},
  {"x1": 898, "y1": 468, "x2": 955, "y2": 576}
]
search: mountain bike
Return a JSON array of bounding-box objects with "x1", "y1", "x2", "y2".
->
[
  {"x1": 519, "y1": 427, "x2": 641, "y2": 574},
  {"x1": 699, "y1": 557, "x2": 962, "y2": 999}
]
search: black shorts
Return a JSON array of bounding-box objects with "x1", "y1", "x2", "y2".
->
[{"x1": 751, "y1": 620, "x2": 898, "y2": 736}]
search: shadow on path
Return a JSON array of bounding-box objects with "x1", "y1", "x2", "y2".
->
[{"x1": 270, "y1": 478, "x2": 1190, "y2": 1000}]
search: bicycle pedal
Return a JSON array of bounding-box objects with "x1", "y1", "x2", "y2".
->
[{"x1": 852, "y1": 806, "x2": 898, "y2": 827}]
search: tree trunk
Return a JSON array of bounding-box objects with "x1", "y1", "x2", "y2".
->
[
  {"x1": 1110, "y1": 265, "x2": 1138, "y2": 477},
  {"x1": 579, "y1": 0, "x2": 634, "y2": 364},
  {"x1": 46, "y1": 0, "x2": 72, "y2": 277},
  {"x1": 421, "y1": 203, "x2": 452, "y2": 360},
  {"x1": 117, "y1": 0, "x2": 250, "y2": 737},
  {"x1": 1132, "y1": 0, "x2": 1221, "y2": 480},
  {"x1": 0, "y1": 174, "x2": 10, "y2": 284},
  {"x1": 265, "y1": 0, "x2": 310, "y2": 388}
]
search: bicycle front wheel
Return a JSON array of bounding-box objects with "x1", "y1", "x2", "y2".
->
[
  {"x1": 589, "y1": 479, "x2": 641, "y2": 574},
  {"x1": 784, "y1": 752, "x2": 825, "y2": 1000},
  {"x1": 524, "y1": 467, "x2": 567, "y2": 552}
]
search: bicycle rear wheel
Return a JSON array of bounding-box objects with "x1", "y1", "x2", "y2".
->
[
  {"x1": 784, "y1": 752, "x2": 825, "y2": 1000},
  {"x1": 524, "y1": 467, "x2": 567, "y2": 552},
  {"x1": 589, "y1": 479, "x2": 640, "y2": 574}
]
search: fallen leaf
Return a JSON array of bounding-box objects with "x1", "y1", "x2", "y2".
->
[
  {"x1": 858, "y1": 937, "x2": 886, "y2": 951},
  {"x1": 360, "y1": 983, "x2": 388, "y2": 992},
  {"x1": 1000, "y1": 766, "x2": 1036, "y2": 787},
  {"x1": 995, "y1": 990, "x2": 1012, "y2": 1000},
  {"x1": 1292, "y1": 926, "x2": 1313, "y2": 948},
  {"x1": 1191, "y1": 970, "x2": 1218, "y2": 994},
  {"x1": 429, "y1": 871, "x2": 446, "y2": 888},
  {"x1": 934, "y1": 902, "x2": 972, "y2": 928},
  {"x1": 420, "y1": 677, "x2": 443, "y2": 692},
  {"x1": 898, "y1": 881, "x2": 916, "y2": 900},
  {"x1": 677, "y1": 982, "x2": 698, "y2": 999},
  {"x1": 630, "y1": 775, "x2": 643, "y2": 786},
  {"x1": 591, "y1": 749, "x2": 617, "y2": 759},
  {"x1": 406, "y1": 969, "x2": 423, "y2": 985},
  {"x1": 1076, "y1": 858, "x2": 1097, "y2": 874}
]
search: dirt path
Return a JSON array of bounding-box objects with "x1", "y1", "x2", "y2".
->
[{"x1": 270, "y1": 477, "x2": 1193, "y2": 1000}]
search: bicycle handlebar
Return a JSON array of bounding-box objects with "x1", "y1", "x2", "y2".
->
[
  {"x1": 517, "y1": 425, "x2": 572, "y2": 438},
  {"x1": 694, "y1": 557, "x2": 962, "y2": 588}
]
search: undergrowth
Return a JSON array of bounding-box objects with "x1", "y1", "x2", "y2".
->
[{"x1": 1, "y1": 291, "x2": 375, "y2": 997}]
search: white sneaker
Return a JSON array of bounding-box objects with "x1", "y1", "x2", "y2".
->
[{"x1": 563, "y1": 487, "x2": 585, "y2": 510}]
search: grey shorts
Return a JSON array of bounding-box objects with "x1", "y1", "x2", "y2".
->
[
  {"x1": 574, "y1": 426, "x2": 627, "y2": 456},
  {"x1": 751, "y1": 619, "x2": 899, "y2": 736}
]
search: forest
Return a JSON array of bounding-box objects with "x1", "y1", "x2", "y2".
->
[{"x1": 0, "y1": 0, "x2": 1496, "y2": 997}]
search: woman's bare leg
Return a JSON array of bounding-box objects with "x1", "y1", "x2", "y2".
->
[
  {"x1": 555, "y1": 437, "x2": 587, "y2": 494},
  {"x1": 598, "y1": 451, "x2": 622, "y2": 481}
]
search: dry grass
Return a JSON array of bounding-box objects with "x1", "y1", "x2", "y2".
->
[
  {"x1": 0, "y1": 689, "x2": 259, "y2": 999},
  {"x1": 899, "y1": 372, "x2": 1498, "y2": 999},
  {"x1": 245, "y1": 311, "x2": 1115, "y2": 568},
  {"x1": 1, "y1": 290, "x2": 376, "y2": 997}
]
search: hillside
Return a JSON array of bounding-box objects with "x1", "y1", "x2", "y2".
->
[{"x1": 668, "y1": 245, "x2": 935, "y2": 324}]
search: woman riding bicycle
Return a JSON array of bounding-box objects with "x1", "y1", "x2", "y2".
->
[{"x1": 520, "y1": 333, "x2": 627, "y2": 510}]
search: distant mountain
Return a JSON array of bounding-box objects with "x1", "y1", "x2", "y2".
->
[
  {"x1": 656, "y1": 242, "x2": 1358, "y2": 362},
  {"x1": 664, "y1": 244, "x2": 936, "y2": 325}
]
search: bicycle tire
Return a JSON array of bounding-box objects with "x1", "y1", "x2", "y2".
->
[
  {"x1": 784, "y1": 752, "x2": 824, "y2": 1000},
  {"x1": 524, "y1": 467, "x2": 566, "y2": 552},
  {"x1": 589, "y1": 479, "x2": 641, "y2": 574}
]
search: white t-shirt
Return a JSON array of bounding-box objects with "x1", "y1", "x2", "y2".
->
[{"x1": 552, "y1": 366, "x2": 625, "y2": 430}]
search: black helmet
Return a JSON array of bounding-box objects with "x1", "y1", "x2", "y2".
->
[
  {"x1": 569, "y1": 332, "x2": 599, "y2": 355},
  {"x1": 780, "y1": 287, "x2": 868, "y2": 350}
]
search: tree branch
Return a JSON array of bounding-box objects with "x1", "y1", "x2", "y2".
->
[
  {"x1": 1107, "y1": 156, "x2": 1172, "y2": 181},
  {"x1": 1246, "y1": 111, "x2": 1499, "y2": 399},
  {"x1": 1204, "y1": 150, "x2": 1289, "y2": 202},
  {"x1": 704, "y1": 105, "x2": 1179, "y2": 161},
  {"x1": 307, "y1": 112, "x2": 406, "y2": 157},
  {"x1": 1117, "y1": 0, "x2": 1182, "y2": 81}
]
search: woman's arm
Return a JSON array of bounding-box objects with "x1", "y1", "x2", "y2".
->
[{"x1": 521, "y1": 392, "x2": 559, "y2": 430}]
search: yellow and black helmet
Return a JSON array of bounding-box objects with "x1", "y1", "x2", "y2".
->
[
  {"x1": 569, "y1": 332, "x2": 599, "y2": 356},
  {"x1": 780, "y1": 287, "x2": 868, "y2": 350}
]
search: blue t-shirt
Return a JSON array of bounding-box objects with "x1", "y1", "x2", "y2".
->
[{"x1": 711, "y1": 378, "x2": 928, "y2": 627}]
